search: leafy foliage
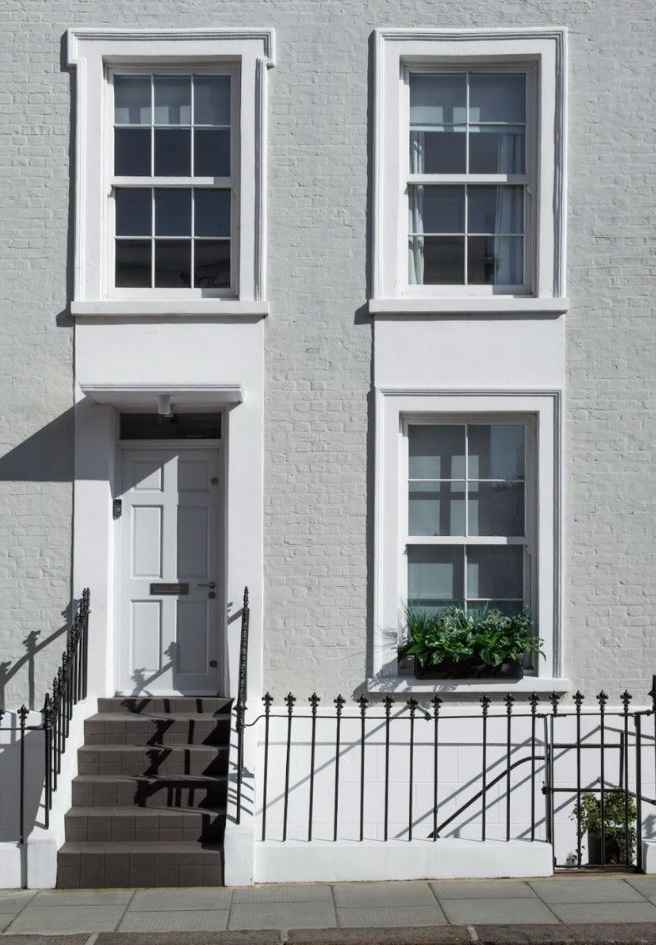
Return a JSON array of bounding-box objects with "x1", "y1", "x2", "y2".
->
[
  {"x1": 398, "y1": 605, "x2": 542, "y2": 668},
  {"x1": 571, "y1": 790, "x2": 637, "y2": 863}
]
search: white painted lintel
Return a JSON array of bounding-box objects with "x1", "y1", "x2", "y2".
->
[
  {"x1": 369, "y1": 298, "x2": 569, "y2": 316},
  {"x1": 71, "y1": 301, "x2": 269, "y2": 317}
]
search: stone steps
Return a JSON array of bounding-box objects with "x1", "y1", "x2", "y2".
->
[{"x1": 57, "y1": 695, "x2": 232, "y2": 887}]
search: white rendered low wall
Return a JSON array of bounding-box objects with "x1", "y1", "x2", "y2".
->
[{"x1": 249, "y1": 699, "x2": 656, "y2": 880}]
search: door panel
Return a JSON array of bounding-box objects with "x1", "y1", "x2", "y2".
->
[{"x1": 119, "y1": 447, "x2": 221, "y2": 695}]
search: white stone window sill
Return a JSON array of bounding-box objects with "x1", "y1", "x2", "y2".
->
[
  {"x1": 71, "y1": 300, "x2": 270, "y2": 318},
  {"x1": 367, "y1": 675, "x2": 570, "y2": 695},
  {"x1": 368, "y1": 298, "x2": 569, "y2": 316}
]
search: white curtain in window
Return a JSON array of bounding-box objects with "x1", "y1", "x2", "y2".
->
[{"x1": 408, "y1": 133, "x2": 424, "y2": 284}]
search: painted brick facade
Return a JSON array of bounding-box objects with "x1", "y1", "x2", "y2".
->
[{"x1": 0, "y1": 0, "x2": 654, "y2": 707}]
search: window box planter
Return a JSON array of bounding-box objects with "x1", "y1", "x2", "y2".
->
[{"x1": 414, "y1": 656, "x2": 523, "y2": 680}]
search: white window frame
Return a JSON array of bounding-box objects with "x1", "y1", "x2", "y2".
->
[
  {"x1": 371, "y1": 389, "x2": 566, "y2": 694},
  {"x1": 67, "y1": 28, "x2": 275, "y2": 317},
  {"x1": 371, "y1": 28, "x2": 568, "y2": 316},
  {"x1": 108, "y1": 65, "x2": 239, "y2": 299}
]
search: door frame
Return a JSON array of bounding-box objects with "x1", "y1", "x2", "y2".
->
[{"x1": 115, "y1": 436, "x2": 227, "y2": 696}]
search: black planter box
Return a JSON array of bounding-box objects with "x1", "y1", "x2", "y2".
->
[{"x1": 413, "y1": 656, "x2": 524, "y2": 680}]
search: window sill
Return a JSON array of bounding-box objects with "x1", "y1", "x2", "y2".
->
[
  {"x1": 367, "y1": 675, "x2": 570, "y2": 695},
  {"x1": 71, "y1": 300, "x2": 270, "y2": 318},
  {"x1": 368, "y1": 298, "x2": 569, "y2": 316}
]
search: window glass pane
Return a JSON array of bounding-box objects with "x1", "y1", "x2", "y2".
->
[
  {"x1": 409, "y1": 481, "x2": 465, "y2": 536},
  {"x1": 115, "y1": 188, "x2": 151, "y2": 236},
  {"x1": 194, "y1": 129, "x2": 231, "y2": 177},
  {"x1": 409, "y1": 425, "x2": 466, "y2": 479},
  {"x1": 115, "y1": 128, "x2": 151, "y2": 176},
  {"x1": 194, "y1": 240, "x2": 230, "y2": 289},
  {"x1": 411, "y1": 236, "x2": 465, "y2": 284},
  {"x1": 115, "y1": 240, "x2": 151, "y2": 287},
  {"x1": 154, "y1": 129, "x2": 191, "y2": 176},
  {"x1": 469, "y1": 425, "x2": 525, "y2": 479},
  {"x1": 410, "y1": 74, "x2": 467, "y2": 125},
  {"x1": 408, "y1": 546, "x2": 463, "y2": 608},
  {"x1": 468, "y1": 482, "x2": 525, "y2": 536},
  {"x1": 120, "y1": 413, "x2": 221, "y2": 439},
  {"x1": 468, "y1": 186, "x2": 523, "y2": 234},
  {"x1": 154, "y1": 76, "x2": 191, "y2": 124},
  {"x1": 195, "y1": 190, "x2": 231, "y2": 237},
  {"x1": 155, "y1": 189, "x2": 191, "y2": 236},
  {"x1": 468, "y1": 74, "x2": 525, "y2": 123},
  {"x1": 468, "y1": 236, "x2": 523, "y2": 285},
  {"x1": 114, "y1": 75, "x2": 151, "y2": 125},
  {"x1": 466, "y1": 546, "x2": 523, "y2": 600},
  {"x1": 469, "y1": 126, "x2": 525, "y2": 174},
  {"x1": 410, "y1": 128, "x2": 466, "y2": 174},
  {"x1": 154, "y1": 240, "x2": 191, "y2": 287},
  {"x1": 194, "y1": 76, "x2": 230, "y2": 125},
  {"x1": 473, "y1": 600, "x2": 524, "y2": 617},
  {"x1": 409, "y1": 185, "x2": 464, "y2": 234}
]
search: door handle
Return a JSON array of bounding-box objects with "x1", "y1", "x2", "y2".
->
[{"x1": 198, "y1": 582, "x2": 216, "y2": 589}]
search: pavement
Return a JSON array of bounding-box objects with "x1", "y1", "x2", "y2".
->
[{"x1": 3, "y1": 876, "x2": 656, "y2": 944}]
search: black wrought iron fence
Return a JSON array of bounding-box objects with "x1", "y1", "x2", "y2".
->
[
  {"x1": 0, "y1": 589, "x2": 90, "y2": 847},
  {"x1": 245, "y1": 679, "x2": 656, "y2": 870},
  {"x1": 234, "y1": 586, "x2": 250, "y2": 824}
]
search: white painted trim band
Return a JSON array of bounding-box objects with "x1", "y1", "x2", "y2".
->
[
  {"x1": 369, "y1": 298, "x2": 569, "y2": 315},
  {"x1": 71, "y1": 301, "x2": 269, "y2": 317}
]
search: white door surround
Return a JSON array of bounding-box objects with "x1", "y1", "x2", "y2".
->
[{"x1": 118, "y1": 445, "x2": 222, "y2": 696}]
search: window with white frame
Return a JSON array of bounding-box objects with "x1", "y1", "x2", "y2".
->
[
  {"x1": 372, "y1": 390, "x2": 563, "y2": 689},
  {"x1": 371, "y1": 29, "x2": 567, "y2": 313},
  {"x1": 67, "y1": 29, "x2": 274, "y2": 315},
  {"x1": 407, "y1": 70, "x2": 530, "y2": 290},
  {"x1": 112, "y1": 71, "x2": 234, "y2": 293},
  {"x1": 405, "y1": 420, "x2": 533, "y2": 616}
]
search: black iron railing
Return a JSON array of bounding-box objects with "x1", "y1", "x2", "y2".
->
[
  {"x1": 234, "y1": 586, "x2": 250, "y2": 824},
  {"x1": 249, "y1": 678, "x2": 656, "y2": 869},
  {"x1": 0, "y1": 589, "x2": 90, "y2": 848}
]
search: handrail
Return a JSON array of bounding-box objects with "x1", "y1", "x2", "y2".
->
[
  {"x1": 235, "y1": 586, "x2": 250, "y2": 824},
  {"x1": 0, "y1": 589, "x2": 90, "y2": 855}
]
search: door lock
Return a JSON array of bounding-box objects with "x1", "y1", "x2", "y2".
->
[{"x1": 198, "y1": 582, "x2": 216, "y2": 589}]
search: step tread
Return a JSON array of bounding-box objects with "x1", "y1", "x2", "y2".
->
[
  {"x1": 73, "y1": 773, "x2": 227, "y2": 784},
  {"x1": 65, "y1": 806, "x2": 226, "y2": 818},
  {"x1": 78, "y1": 744, "x2": 228, "y2": 753},
  {"x1": 87, "y1": 712, "x2": 232, "y2": 722},
  {"x1": 59, "y1": 841, "x2": 224, "y2": 855}
]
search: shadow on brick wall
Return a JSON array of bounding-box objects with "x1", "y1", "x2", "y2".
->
[{"x1": 0, "y1": 408, "x2": 74, "y2": 483}]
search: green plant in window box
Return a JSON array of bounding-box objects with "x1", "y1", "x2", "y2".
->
[
  {"x1": 398, "y1": 605, "x2": 543, "y2": 679},
  {"x1": 570, "y1": 791, "x2": 637, "y2": 866}
]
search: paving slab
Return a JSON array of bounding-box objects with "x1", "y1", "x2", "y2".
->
[
  {"x1": 229, "y1": 901, "x2": 337, "y2": 930},
  {"x1": 0, "y1": 893, "x2": 37, "y2": 915},
  {"x1": 288, "y1": 928, "x2": 469, "y2": 945},
  {"x1": 6, "y1": 905, "x2": 126, "y2": 934},
  {"x1": 440, "y1": 898, "x2": 559, "y2": 926},
  {"x1": 626, "y1": 877, "x2": 656, "y2": 900},
  {"x1": 529, "y1": 879, "x2": 644, "y2": 904},
  {"x1": 431, "y1": 880, "x2": 539, "y2": 900},
  {"x1": 118, "y1": 910, "x2": 229, "y2": 931},
  {"x1": 333, "y1": 882, "x2": 436, "y2": 907},
  {"x1": 336, "y1": 906, "x2": 447, "y2": 928},
  {"x1": 0, "y1": 937, "x2": 89, "y2": 945},
  {"x1": 232, "y1": 885, "x2": 334, "y2": 904},
  {"x1": 545, "y1": 901, "x2": 656, "y2": 924},
  {"x1": 128, "y1": 889, "x2": 233, "y2": 911},
  {"x1": 32, "y1": 890, "x2": 133, "y2": 907}
]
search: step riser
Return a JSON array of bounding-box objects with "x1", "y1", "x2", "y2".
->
[
  {"x1": 98, "y1": 697, "x2": 231, "y2": 715},
  {"x1": 78, "y1": 751, "x2": 228, "y2": 778},
  {"x1": 65, "y1": 812, "x2": 224, "y2": 844},
  {"x1": 72, "y1": 780, "x2": 227, "y2": 810},
  {"x1": 85, "y1": 719, "x2": 230, "y2": 746},
  {"x1": 57, "y1": 849, "x2": 223, "y2": 889}
]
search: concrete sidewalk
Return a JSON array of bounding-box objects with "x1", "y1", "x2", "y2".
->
[{"x1": 2, "y1": 876, "x2": 656, "y2": 943}]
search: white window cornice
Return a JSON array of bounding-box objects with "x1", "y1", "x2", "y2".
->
[
  {"x1": 371, "y1": 27, "x2": 567, "y2": 314},
  {"x1": 66, "y1": 27, "x2": 275, "y2": 312}
]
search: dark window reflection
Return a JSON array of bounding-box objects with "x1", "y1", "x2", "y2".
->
[
  {"x1": 116, "y1": 240, "x2": 151, "y2": 287},
  {"x1": 115, "y1": 128, "x2": 151, "y2": 176},
  {"x1": 194, "y1": 241, "x2": 230, "y2": 288},
  {"x1": 155, "y1": 189, "x2": 191, "y2": 236},
  {"x1": 195, "y1": 190, "x2": 230, "y2": 237},
  {"x1": 155, "y1": 240, "x2": 191, "y2": 287},
  {"x1": 115, "y1": 189, "x2": 151, "y2": 236},
  {"x1": 194, "y1": 129, "x2": 230, "y2": 177},
  {"x1": 154, "y1": 129, "x2": 191, "y2": 176}
]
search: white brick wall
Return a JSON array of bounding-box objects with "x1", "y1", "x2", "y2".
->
[{"x1": 0, "y1": 1, "x2": 655, "y2": 703}]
